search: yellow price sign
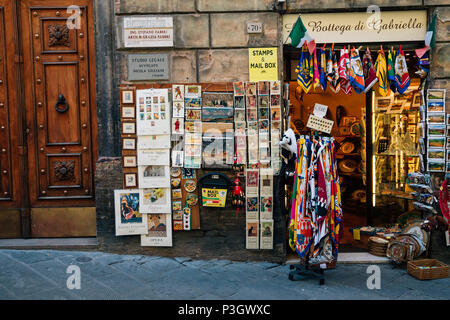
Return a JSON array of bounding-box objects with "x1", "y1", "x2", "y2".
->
[
  {"x1": 201, "y1": 188, "x2": 227, "y2": 208},
  {"x1": 248, "y1": 47, "x2": 278, "y2": 82}
]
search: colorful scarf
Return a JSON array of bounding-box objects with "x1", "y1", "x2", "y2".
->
[
  {"x1": 348, "y1": 48, "x2": 365, "y2": 94},
  {"x1": 387, "y1": 49, "x2": 397, "y2": 93},
  {"x1": 395, "y1": 46, "x2": 410, "y2": 94},
  {"x1": 362, "y1": 48, "x2": 378, "y2": 93},
  {"x1": 339, "y1": 48, "x2": 352, "y2": 95},
  {"x1": 295, "y1": 46, "x2": 312, "y2": 93},
  {"x1": 319, "y1": 48, "x2": 327, "y2": 91},
  {"x1": 375, "y1": 50, "x2": 390, "y2": 97},
  {"x1": 313, "y1": 48, "x2": 320, "y2": 90},
  {"x1": 327, "y1": 49, "x2": 340, "y2": 93},
  {"x1": 416, "y1": 51, "x2": 429, "y2": 78}
]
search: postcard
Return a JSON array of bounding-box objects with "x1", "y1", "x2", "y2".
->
[
  {"x1": 258, "y1": 81, "x2": 270, "y2": 95},
  {"x1": 172, "y1": 101, "x2": 185, "y2": 118},
  {"x1": 202, "y1": 107, "x2": 234, "y2": 122},
  {"x1": 246, "y1": 220, "x2": 259, "y2": 250},
  {"x1": 172, "y1": 84, "x2": 185, "y2": 101},
  {"x1": 172, "y1": 150, "x2": 184, "y2": 168},
  {"x1": 138, "y1": 165, "x2": 170, "y2": 188},
  {"x1": 185, "y1": 121, "x2": 202, "y2": 133},
  {"x1": 122, "y1": 90, "x2": 134, "y2": 104},
  {"x1": 248, "y1": 147, "x2": 259, "y2": 164},
  {"x1": 427, "y1": 113, "x2": 445, "y2": 124},
  {"x1": 259, "y1": 133, "x2": 270, "y2": 148},
  {"x1": 122, "y1": 138, "x2": 136, "y2": 150},
  {"x1": 139, "y1": 188, "x2": 171, "y2": 214},
  {"x1": 234, "y1": 96, "x2": 245, "y2": 109},
  {"x1": 246, "y1": 196, "x2": 259, "y2": 220},
  {"x1": 185, "y1": 98, "x2": 202, "y2": 109},
  {"x1": 235, "y1": 121, "x2": 246, "y2": 136},
  {"x1": 172, "y1": 188, "x2": 182, "y2": 200},
  {"x1": 270, "y1": 81, "x2": 281, "y2": 95},
  {"x1": 202, "y1": 92, "x2": 234, "y2": 108},
  {"x1": 123, "y1": 155, "x2": 137, "y2": 168},
  {"x1": 236, "y1": 135, "x2": 247, "y2": 149},
  {"x1": 247, "y1": 108, "x2": 258, "y2": 122},
  {"x1": 259, "y1": 119, "x2": 270, "y2": 133},
  {"x1": 124, "y1": 173, "x2": 137, "y2": 188},
  {"x1": 428, "y1": 124, "x2": 446, "y2": 136},
  {"x1": 258, "y1": 107, "x2": 270, "y2": 120},
  {"x1": 141, "y1": 213, "x2": 173, "y2": 247},
  {"x1": 427, "y1": 148, "x2": 445, "y2": 160},
  {"x1": 172, "y1": 118, "x2": 184, "y2": 135},
  {"x1": 427, "y1": 160, "x2": 445, "y2": 172},
  {"x1": 248, "y1": 121, "x2": 258, "y2": 136},
  {"x1": 233, "y1": 82, "x2": 245, "y2": 96},
  {"x1": 246, "y1": 95, "x2": 257, "y2": 108},
  {"x1": 122, "y1": 106, "x2": 135, "y2": 119},
  {"x1": 258, "y1": 96, "x2": 270, "y2": 108},
  {"x1": 137, "y1": 149, "x2": 170, "y2": 166},
  {"x1": 246, "y1": 82, "x2": 257, "y2": 96},
  {"x1": 428, "y1": 137, "x2": 446, "y2": 149},
  {"x1": 185, "y1": 133, "x2": 202, "y2": 145},
  {"x1": 427, "y1": 101, "x2": 445, "y2": 113},
  {"x1": 114, "y1": 189, "x2": 147, "y2": 236},
  {"x1": 246, "y1": 169, "x2": 259, "y2": 194},
  {"x1": 260, "y1": 196, "x2": 273, "y2": 220},
  {"x1": 270, "y1": 95, "x2": 281, "y2": 107},
  {"x1": 259, "y1": 147, "x2": 271, "y2": 163},
  {"x1": 185, "y1": 109, "x2": 202, "y2": 121},
  {"x1": 271, "y1": 107, "x2": 281, "y2": 121},
  {"x1": 260, "y1": 168, "x2": 274, "y2": 195},
  {"x1": 234, "y1": 109, "x2": 246, "y2": 122},
  {"x1": 184, "y1": 85, "x2": 202, "y2": 99},
  {"x1": 137, "y1": 135, "x2": 170, "y2": 150},
  {"x1": 427, "y1": 89, "x2": 445, "y2": 102},
  {"x1": 260, "y1": 219, "x2": 274, "y2": 250}
]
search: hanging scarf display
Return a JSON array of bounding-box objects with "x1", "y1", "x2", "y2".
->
[
  {"x1": 313, "y1": 48, "x2": 321, "y2": 90},
  {"x1": 295, "y1": 46, "x2": 312, "y2": 93},
  {"x1": 416, "y1": 51, "x2": 429, "y2": 78},
  {"x1": 387, "y1": 49, "x2": 397, "y2": 93},
  {"x1": 362, "y1": 48, "x2": 378, "y2": 93},
  {"x1": 348, "y1": 47, "x2": 365, "y2": 94},
  {"x1": 394, "y1": 46, "x2": 410, "y2": 94},
  {"x1": 319, "y1": 48, "x2": 327, "y2": 91},
  {"x1": 290, "y1": 135, "x2": 343, "y2": 262},
  {"x1": 339, "y1": 48, "x2": 352, "y2": 95},
  {"x1": 375, "y1": 49, "x2": 390, "y2": 97}
]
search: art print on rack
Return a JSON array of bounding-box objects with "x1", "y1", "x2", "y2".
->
[{"x1": 114, "y1": 189, "x2": 147, "y2": 236}]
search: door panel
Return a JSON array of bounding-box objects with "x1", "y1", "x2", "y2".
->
[
  {"x1": 21, "y1": 1, "x2": 96, "y2": 206},
  {"x1": 0, "y1": 0, "x2": 24, "y2": 238},
  {"x1": 20, "y1": 0, "x2": 97, "y2": 237}
]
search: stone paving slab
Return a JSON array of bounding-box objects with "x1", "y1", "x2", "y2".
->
[{"x1": 0, "y1": 249, "x2": 449, "y2": 300}]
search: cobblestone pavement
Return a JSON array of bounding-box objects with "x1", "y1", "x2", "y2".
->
[{"x1": 0, "y1": 249, "x2": 449, "y2": 300}]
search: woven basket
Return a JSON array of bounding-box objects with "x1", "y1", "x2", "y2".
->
[
  {"x1": 407, "y1": 259, "x2": 449, "y2": 280},
  {"x1": 368, "y1": 236, "x2": 388, "y2": 257}
]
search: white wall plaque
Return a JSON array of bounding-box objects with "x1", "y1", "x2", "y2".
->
[{"x1": 123, "y1": 16, "x2": 173, "y2": 47}]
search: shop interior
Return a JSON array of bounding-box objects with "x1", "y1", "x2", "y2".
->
[{"x1": 283, "y1": 44, "x2": 425, "y2": 258}]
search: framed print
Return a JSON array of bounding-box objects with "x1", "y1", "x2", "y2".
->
[
  {"x1": 427, "y1": 89, "x2": 445, "y2": 102},
  {"x1": 122, "y1": 122, "x2": 136, "y2": 135},
  {"x1": 428, "y1": 136, "x2": 446, "y2": 149},
  {"x1": 114, "y1": 189, "x2": 147, "y2": 236},
  {"x1": 375, "y1": 95, "x2": 393, "y2": 111},
  {"x1": 427, "y1": 101, "x2": 445, "y2": 113},
  {"x1": 122, "y1": 138, "x2": 136, "y2": 150},
  {"x1": 427, "y1": 124, "x2": 446, "y2": 136},
  {"x1": 122, "y1": 106, "x2": 135, "y2": 118},
  {"x1": 138, "y1": 165, "x2": 170, "y2": 188},
  {"x1": 141, "y1": 213, "x2": 173, "y2": 247},
  {"x1": 386, "y1": 100, "x2": 405, "y2": 114},
  {"x1": 123, "y1": 155, "x2": 137, "y2": 168},
  {"x1": 172, "y1": 84, "x2": 185, "y2": 101},
  {"x1": 139, "y1": 188, "x2": 171, "y2": 214},
  {"x1": 122, "y1": 90, "x2": 134, "y2": 104},
  {"x1": 427, "y1": 113, "x2": 446, "y2": 124},
  {"x1": 124, "y1": 173, "x2": 137, "y2": 188}
]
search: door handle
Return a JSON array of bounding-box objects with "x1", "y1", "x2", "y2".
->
[{"x1": 55, "y1": 94, "x2": 69, "y2": 113}]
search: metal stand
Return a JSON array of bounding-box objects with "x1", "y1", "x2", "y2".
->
[{"x1": 288, "y1": 255, "x2": 326, "y2": 285}]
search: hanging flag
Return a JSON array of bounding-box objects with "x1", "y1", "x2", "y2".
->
[
  {"x1": 362, "y1": 48, "x2": 378, "y2": 93},
  {"x1": 415, "y1": 12, "x2": 437, "y2": 58},
  {"x1": 375, "y1": 49, "x2": 390, "y2": 97},
  {"x1": 387, "y1": 49, "x2": 397, "y2": 93},
  {"x1": 288, "y1": 15, "x2": 316, "y2": 54},
  {"x1": 339, "y1": 48, "x2": 352, "y2": 95},
  {"x1": 348, "y1": 48, "x2": 365, "y2": 94},
  {"x1": 394, "y1": 46, "x2": 410, "y2": 94},
  {"x1": 313, "y1": 48, "x2": 320, "y2": 90},
  {"x1": 295, "y1": 46, "x2": 312, "y2": 93},
  {"x1": 319, "y1": 48, "x2": 327, "y2": 91}
]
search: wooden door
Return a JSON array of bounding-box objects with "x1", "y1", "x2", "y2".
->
[{"x1": 0, "y1": 0, "x2": 98, "y2": 238}]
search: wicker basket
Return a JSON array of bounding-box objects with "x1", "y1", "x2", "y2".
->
[
  {"x1": 368, "y1": 236, "x2": 388, "y2": 257},
  {"x1": 407, "y1": 259, "x2": 450, "y2": 280}
]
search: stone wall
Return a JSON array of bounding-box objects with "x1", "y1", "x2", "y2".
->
[{"x1": 94, "y1": 0, "x2": 450, "y2": 262}]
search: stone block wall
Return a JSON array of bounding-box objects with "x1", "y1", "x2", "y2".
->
[{"x1": 94, "y1": 0, "x2": 450, "y2": 262}]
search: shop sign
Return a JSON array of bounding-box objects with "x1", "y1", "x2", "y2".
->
[
  {"x1": 247, "y1": 22, "x2": 263, "y2": 34},
  {"x1": 123, "y1": 16, "x2": 173, "y2": 47},
  {"x1": 282, "y1": 10, "x2": 427, "y2": 44},
  {"x1": 248, "y1": 47, "x2": 278, "y2": 82},
  {"x1": 201, "y1": 188, "x2": 227, "y2": 207},
  {"x1": 128, "y1": 54, "x2": 169, "y2": 81}
]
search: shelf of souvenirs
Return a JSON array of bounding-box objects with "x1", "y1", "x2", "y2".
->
[{"x1": 374, "y1": 152, "x2": 419, "y2": 157}]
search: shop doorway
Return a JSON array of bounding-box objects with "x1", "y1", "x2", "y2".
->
[
  {"x1": 283, "y1": 45, "x2": 423, "y2": 257},
  {"x1": 0, "y1": 0, "x2": 97, "y2": 238}
]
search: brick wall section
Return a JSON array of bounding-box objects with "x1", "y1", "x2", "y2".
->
[{"x1": 94, "y1": 0, "x2": 450, "y2": 262}]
